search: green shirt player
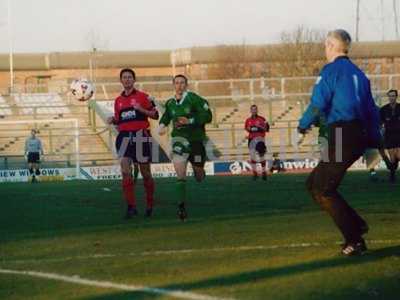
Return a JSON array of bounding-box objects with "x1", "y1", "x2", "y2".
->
[{"x1": 158, "y1": 74, "x2": 212, "y2": 221}]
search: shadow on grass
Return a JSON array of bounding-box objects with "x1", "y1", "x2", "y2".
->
[
  {"x1": 0, "y1": 206, "x2": 313, "y2": 246},
  {"x1": 2, "y1": 173, "x2": 399, "y2": 245},
  {"x1": 80, "y1": 245, "x2": 400, "y2": 300},
  {"x1": 0, "y1": 176, "x2": 314, "y2": 244}
]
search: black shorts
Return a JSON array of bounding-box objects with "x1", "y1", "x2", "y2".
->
[
  {"x1": 188, "y1": 141, "x2": 207, "y2": 167},
  {"x1": 115, "y1": 130, "x2": 152, "y2": 163},
  {"x1": 248, "y1": 138, "x2": 267, "y2": 156},
  {"x1": 27, "y1": 152, "x2": 40, "y2": 163},
  {"x1": 384, "y1": 134, "x2": 400, "y2": 149},
  {"x1": 307, "y1": 120, "x2": 366, "y2": 194}
]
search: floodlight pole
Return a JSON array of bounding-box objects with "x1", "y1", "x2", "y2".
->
[
  {"x1": 7, "y1": 0, "x2": 14, "y2": 92},
  {"x1": 171, "y1": 50, "x2": 177, "y2": 77},
  {"x1": 381, "y1": 0, "x2": 385, "y2": 41},
  {"x1": 355, "y1": 0, "x2": 360, "y2": 41},
  {"x1": 394, "y1": 0, "x2": 400, "y2": 39}
]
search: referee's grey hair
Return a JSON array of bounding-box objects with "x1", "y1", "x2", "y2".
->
[{"x1": 327, "y1": 29, "x2": 352, "y2": 54}]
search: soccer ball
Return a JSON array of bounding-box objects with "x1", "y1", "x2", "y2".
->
[{"x1": 70, "y1": 78, "x2": 94, "y2": 101}]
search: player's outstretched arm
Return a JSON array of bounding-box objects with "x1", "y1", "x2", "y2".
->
[
  {"x1": 148, "y1": 96, "x2": 160, "y2": 120},
  {"x1": 134, "y1": 104, "x2": 159, "y2": 120},
  {"x1": 133, "y1": 97, "x2": 159, "y2": 120}
]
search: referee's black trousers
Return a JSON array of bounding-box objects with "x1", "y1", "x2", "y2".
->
[{"x1": 306, "y1": 120, "x2": 367, "y2": 244}]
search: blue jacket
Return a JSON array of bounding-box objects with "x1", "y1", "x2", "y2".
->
[{"x1": 299, "y1": 56, "x2": 381, "y2": 146}]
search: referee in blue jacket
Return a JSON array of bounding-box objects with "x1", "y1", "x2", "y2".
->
[{"x1": 298, "y1": 29, "x2": 382, "y2": 256}]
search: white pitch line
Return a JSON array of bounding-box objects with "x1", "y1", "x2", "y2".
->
[
  {"x1": 0, "y1": 268, "x2": 234, "y2": 300},
  {"x1": 140, "y1": 242, "x2": 323, "y2": 256},
  {"x1": 3, "y1": 239, "x2": 400, "y2": 265},
  {"x1": 1, "y1": 243, "x2": 323, "y2": 265}
]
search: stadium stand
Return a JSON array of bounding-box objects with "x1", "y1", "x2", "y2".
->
[
  {"x1": 0, "y1": 93, "x2": 115, "y2": 169},
  {"x1": 14, "y1": 93, "x2": 70, "y2": 115},
  {"x1": 1, "y1": 72, "x2": 399, "y2": 169},
  {"x1": 0, "y1": 95, "x2": 12, "y2": 118}
]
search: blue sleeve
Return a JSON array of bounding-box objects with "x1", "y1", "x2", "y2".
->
[{"x1": 299, "y1": 67, "x2": 334, "y2": 129}]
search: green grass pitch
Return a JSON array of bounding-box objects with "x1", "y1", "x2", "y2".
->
[{"x1": 0, "y1": 172, "x2": 399, "y2": 300}]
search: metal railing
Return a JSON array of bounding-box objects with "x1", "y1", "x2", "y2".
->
[
  {"x1": 1, "y1": 73, "x2": 398, "y2": 167},
  {"x1": 5, "y1": 73, "x2": 400, "y2": 102}
]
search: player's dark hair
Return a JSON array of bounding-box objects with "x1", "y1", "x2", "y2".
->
[
  {"x1": 120, "y1": 68, "x2": 136, "y2": 80},
  {"x1": 173, "y1": 74, "x2": 188, "y2": 84},
  {"x1": 387, "y1": 89, "x2": 398, "y2": 96},
  {"x1": 251, "y1": 104, "x2": 257, "y2": 109}
]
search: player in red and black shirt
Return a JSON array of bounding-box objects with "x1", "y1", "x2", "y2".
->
[
  {"x1": 245, "y1": 104, "x2": 270, "y2": 180},
  {"x1": 107, "y1": 68, "x2": 159, "y2": 218},
  {"x1": 380, "y1": 89, "x2": 400, "y2": 182}
]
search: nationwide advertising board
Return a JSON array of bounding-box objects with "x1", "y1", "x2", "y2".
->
[
  {"x1": 0, "y1": 157, "x2": 386, "y2": 183},
  {"x1": 213, "y1": 159, "x2": 320, "y2": 176}
]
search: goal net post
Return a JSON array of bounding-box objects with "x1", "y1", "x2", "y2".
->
[{"x1": 0, "y1": 118, "x2": 80, "y2": 180}]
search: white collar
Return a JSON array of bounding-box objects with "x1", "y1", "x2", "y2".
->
[{"x1": 174, "y1": 91, "x2": 188, "y2": 105}]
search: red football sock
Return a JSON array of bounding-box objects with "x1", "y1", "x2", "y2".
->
[
  {"x1": 260, "y1": 161, "x2": 266, "y2": 174},
  {"x1": 144, "y1": 178, "x2": 155, "y2": 208},
  {"x1": 251, "y1": 161, "x2": 258, "y2": 176},
  {"x1": 122, "y1": 175, "x2": 135, "y2": 207}
]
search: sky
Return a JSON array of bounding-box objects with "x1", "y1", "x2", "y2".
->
[{"x1": 0, "y1": 0, "x2": 399, "y2": 53}]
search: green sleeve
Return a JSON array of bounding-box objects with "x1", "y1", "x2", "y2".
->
[
  {"x1": 159, "y1": 101, "x2": 172, "y2": 126},
  {"x1": 315, "y1": 116, "x2": 328, "y2": 138},
  {"x1": 190, "y1": 93, "x2": 212, "y2": 126}
]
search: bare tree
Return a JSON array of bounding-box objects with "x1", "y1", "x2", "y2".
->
[
  {"x1": 201, "y1": 26, "x2": 326, "y2": 80},
  {"x1": 266, "y1": 25, "x2": 326, "y2": 77},
  {"x1": 207, "y1": 43, "x2": 264, "y2": 79}
]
